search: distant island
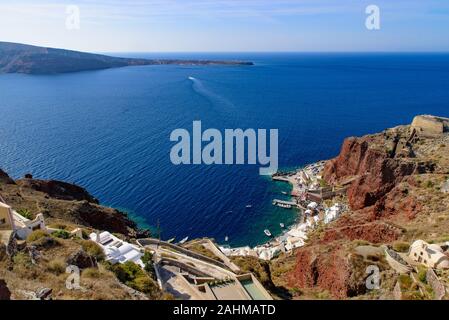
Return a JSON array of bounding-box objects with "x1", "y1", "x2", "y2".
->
[{"x1": 0, "y1": 41, "x2": 253, "y2": 75}]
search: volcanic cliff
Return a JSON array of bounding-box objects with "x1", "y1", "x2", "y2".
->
[{"x1": 279, "y1": 115, "x2": 449, "y2": 299}]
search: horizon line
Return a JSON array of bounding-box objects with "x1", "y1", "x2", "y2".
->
[{"x1": 2, "y1": 40, "x2": 449, "y2": 55}]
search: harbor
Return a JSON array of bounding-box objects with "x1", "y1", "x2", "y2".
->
[{"x1": 219, "y1": 160, "x2": 347, "y2": 261}]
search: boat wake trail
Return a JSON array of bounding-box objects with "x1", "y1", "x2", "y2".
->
[{"x1": 188, "y1": 76, "x2": 235, "y2": 110}]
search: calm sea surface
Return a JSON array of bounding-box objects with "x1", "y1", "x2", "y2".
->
[{"x1": 1, "y1": 53, "x2": 449, "y2": 246}]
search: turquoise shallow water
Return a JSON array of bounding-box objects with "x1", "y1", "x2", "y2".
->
[{"x1": 1, "y1": 53, "x2": 449, "y2": 247}]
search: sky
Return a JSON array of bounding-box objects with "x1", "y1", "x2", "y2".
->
[{"x1": 0, "y1": 0, "x2": 449, "y2": 52}]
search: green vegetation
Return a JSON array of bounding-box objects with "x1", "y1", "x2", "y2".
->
[
  {"x1": 141, "y1": 251, "x2": 156, "y2": 278},
  {"x1": 318, "y1": 179, "x2": 329, "y2": 188},
  {"x1": 397, "y1": 274, "x2": 429, "y2": 300},
  {"x1": 110, "y1": 261, "x2": 159, "y2": 296},
  {"x1": 209, "y1": 277, "x2": 235, "y2": 287},
  {"x1": 398, "y1": 274, "x2": 414, "y2": 291},
  {"x1": 80, "y1": 240, "x2": 105, "y2": 261},
  {"x1": 392, "y1": 242, "x2": 410, "y2": 253},
  {"x1": 52, "y1": 230, "x2": 70, "y2": 239},
  {"x1": 417, "y1": 266, "x2": 428, "y2": 283},
  {"x1": 26, "y1": 230, "x2": 48, "y2": 242},
  {"x1": 231, "y1": 256, "x2": 271, "y2": 286},
  {"x1": 13, "y1": 252, "x2": 32, "y2": 267},
  {"x1": 17, "y1": 208, "x2": 33, "y2": 220}
]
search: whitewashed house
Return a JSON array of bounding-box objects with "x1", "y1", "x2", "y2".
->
[
  {"x1": 324, "y1": 203, "x2": 343, "y2": 224},
  {"x1": 90, "y1": 231, "x2": 144, "y2": 268},
  {"x1": 0, "y1": 201, "x2": 47, "y2": 241},
  {"x1": 408, "y1": 240, "x2": 449, "y2": 269}
]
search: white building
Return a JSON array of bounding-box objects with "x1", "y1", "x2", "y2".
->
[
  {"x1": 255, "y1": 246, "x2": 281, "y2": 261},
  {"x1": 0, "y1": 201, "x2": 47, "y2": 241},
  {"x1": 285, "y1": 237, "x2": 305, "y2": 251},
  {"x1": 324, "y1": 203, "x2": 343, "y2": 224},
  {"x1": 408, "y1": 240, "x2": 449, "y2": 269},
  {"x1": 307, "y1": 202, "x2": 318, "y2": 210},
  {"x1": 90, "y1": 231, "x2": 144, "y2": 268}
]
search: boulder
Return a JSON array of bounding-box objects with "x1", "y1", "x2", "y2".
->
[
  {"x1": 0, "y1": 169, "x2": 15, "y2": 185},
  {"x1": 0, "y1": 279, "x2": 11, "y2": 300},
  {"x1": 66, "y1": 250, "x2": 97, "y2": 269}
]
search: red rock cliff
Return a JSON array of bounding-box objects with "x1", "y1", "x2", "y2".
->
[{"x1": 323, "y1": 133, "x2": 433, "y2": 215}]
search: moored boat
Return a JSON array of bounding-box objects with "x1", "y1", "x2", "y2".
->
[{"x1": 178, "y1": 236, "x2": 189, "y2": 244}]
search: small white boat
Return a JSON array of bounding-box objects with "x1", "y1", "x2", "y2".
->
[
  {"x1": 178, "y1": 236, "x2": 189, "y2": 244},
  {"x1": 280, "y1": 223, "x2": 285, "y2": 228},
  {"x1": 246, "y1": 205, "x2": 252, "y2": 208},
  {"x1": 281, "y1": 191, "x2": 288, "y2": 195},
  {"x1": 264, "y1": 229, "x2": 272, "y2": 237},
  {"x1": 167, "y1": 238, "x2": 176, "y2": 243},
  {"x1": 188, "y1": 76, "x2": 195, "y2": 80},
  {"x1": 225, "y1": 236, "x2": 229, "y2": 242}
]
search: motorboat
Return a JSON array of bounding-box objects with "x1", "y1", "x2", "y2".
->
[{"x1": 178, "y1": 236, "x2": 189, "y2": 244}]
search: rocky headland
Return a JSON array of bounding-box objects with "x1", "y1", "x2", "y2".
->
[
  {"x1": 0, "y1": 41, "x2": 253, "y2": 75},
  {"x1": 272, "y1": 115, "x2": 449, "y2": 299}
]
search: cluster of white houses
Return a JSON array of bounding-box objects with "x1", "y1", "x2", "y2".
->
[
  {"x1": 0, "y1": 198, "x2": 143, "y2": 269},
  {"x1": 89, "y1": 231, "x2": 144, "y2": 268},
  {"x1": 220, "y1": 201, "x2": 345, "y2": 261}
]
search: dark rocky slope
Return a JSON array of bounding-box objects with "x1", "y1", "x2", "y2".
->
[{"x1": 0, "y1": 170, "x2": 148, "y2": 238}]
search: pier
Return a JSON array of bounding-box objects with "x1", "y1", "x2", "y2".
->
[
  {"x1": 272, "y1": 199, "x2": 298, "y2": 209},
  {"x1": 272, "y1": 176, "x2": 290, "y2": 182}
]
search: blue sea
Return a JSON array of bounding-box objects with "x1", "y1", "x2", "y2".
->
[{"x1": 1, "y1": 53, "x2": 449, "y2": 247}]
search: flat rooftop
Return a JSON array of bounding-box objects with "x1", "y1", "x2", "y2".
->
[{"x1": 210, "y1": 282, "x2": 250, "y2": 300}]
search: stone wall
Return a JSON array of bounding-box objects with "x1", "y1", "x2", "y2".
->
[{"x1": 426, "y1": 268, "x2": 446, "y2": 300}]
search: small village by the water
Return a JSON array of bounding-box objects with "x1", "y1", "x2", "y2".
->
[{"x1": 219, "y1": 160, "x2": 348, "y2": 261}]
